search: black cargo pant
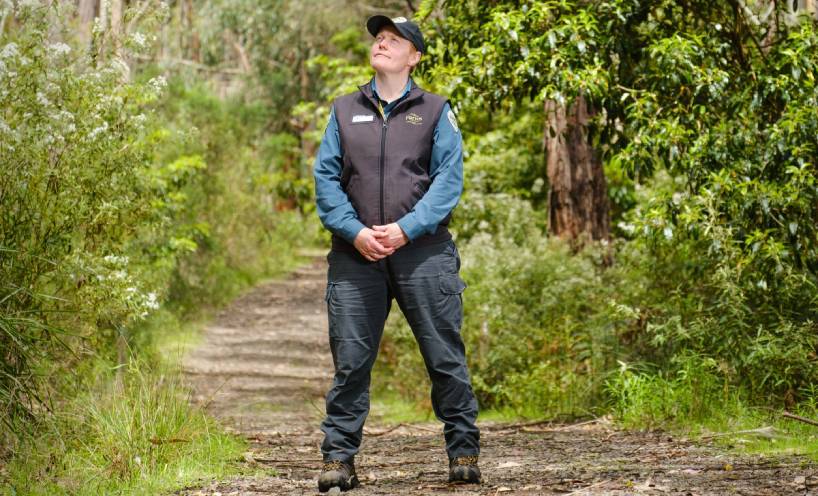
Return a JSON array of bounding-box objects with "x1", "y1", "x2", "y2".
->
[{"x1": 320, "y1": 238, "x2": 480, "y2": 463}]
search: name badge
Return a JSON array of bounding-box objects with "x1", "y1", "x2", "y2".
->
[{"x1": 352, "y1": 114, "x2": 374, "y2": 123}]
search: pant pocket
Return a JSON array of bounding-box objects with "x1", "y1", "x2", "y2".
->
[
  {"x1": 325, "y1": 281, "x2": 336, "y2": 303},
  {"x1": 438, "y1": 272, "x2": 467, "y2": 331},
  {"x1": 439, "y1": 272, "x2": 467, "y2": 295}
]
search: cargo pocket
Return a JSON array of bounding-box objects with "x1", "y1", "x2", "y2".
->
[
  {"x1": 324, "y1": 281, "x2": 336, "y2": 304},
  {"x1": 325, "y1": 281, "x2": 338, "y2": 338},
  {"x1": 439, "y1": 272, "x2": 467, "y2": 331},
  {"x1": 439, "y1": 272, "x2": 467, "y2": 295}
]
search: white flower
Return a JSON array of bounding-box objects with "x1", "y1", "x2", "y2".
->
[
  {"x1": 48, "y1": 42, "x2": 71, "y2": 56},
  {"x1": 131, "y1": 32, "x2": 147, "y2": 48},
  {"x1": 88, "y1": 121, "x2": 109, "y2": 140},
  {"x1": 617, "y1": 221, "x2": 635, "y2": 235},
  {"x1": 36, "y1": 91, "x2": 50, "y2": 107},
  {"x1": 671, "y1": 192, "x2": 683, "y2": 205},
  {"x1": 103, "y1": 254, "x2": 128, "y2": 265},
  {"x1": 110, "y1": 56, "x2": 129, "y2": 75},
  {"x1": 1, "y1": 42, "x2": 18, "y2": 60},
  {"x1": 131, "y1": 113, "x2": 147, "y2": 128},
  {"x1": 662, "y1": 226, "x2": 673, "y2": 240},
  {"x1": 145, "y1": 292, "x2": 159, "y2": 310},
  {"x1": 147, "y1": 75, "x2": 167, "y2": 94}
]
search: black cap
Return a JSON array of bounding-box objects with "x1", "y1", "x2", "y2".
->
[{"x1": 366, "y1": 15, "x2": 425, "y2": 54}]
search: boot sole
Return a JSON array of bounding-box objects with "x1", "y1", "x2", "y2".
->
[
  {"x1": 318, "y1": 474, "x2": 360, "y2": 492},
  {"x1": 449, "y1": 466, "x2": 481, "y2": 484}
]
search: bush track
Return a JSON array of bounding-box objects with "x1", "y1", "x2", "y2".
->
[{"x1": 178, "y1": 253, "x2": 817, "y2": 495}]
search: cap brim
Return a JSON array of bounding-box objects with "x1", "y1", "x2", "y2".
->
[
  {"x1": 366, "y1": 15, "x2": 395, "y2": 37},
  {"x1": 366, "y1": 15, "x2": 424, "y2": 53}
]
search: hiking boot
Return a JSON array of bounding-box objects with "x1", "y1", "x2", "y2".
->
[
  {"x1": 318, "y1": 458, "x2": 360, "y2": 492},
  {"x1": 448, "y1": 455, "x2": 481, "y2": 484}
]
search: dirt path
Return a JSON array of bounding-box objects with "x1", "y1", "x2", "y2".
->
[{"x1": 178, "y1": 251, "x2": 818, "y2": 495}]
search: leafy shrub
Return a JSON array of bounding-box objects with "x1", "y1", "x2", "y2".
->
[{"x1": 0, "y1": 2, "x2": 174, "y2": 440}]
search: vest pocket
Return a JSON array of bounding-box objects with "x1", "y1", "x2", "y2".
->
[{"x1": 413, "y1": 178, "x2": 430, "y2": 197}]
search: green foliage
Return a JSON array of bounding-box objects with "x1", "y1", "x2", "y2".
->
[
  {"x1": 0, "y1": 2, "x2": 174, "y2": 436},
  {"x1": 151, "y1": 77, "x2": 322, "y2": 312},
  {"x1": 379, "y1": 0, "x2": 818, "y2": 421},
  {"x1": 0, "y1": 1, "x2": 322, "y2": 475},
  {"x1": 377, "y1": 225, "x2": 635, "y2": 418},
  {"x1": 3, "y1": 354, "x2": 247, "y2": 495},
  {"x1": 605, "y1": 353, "x2": 733, "y2": 429}
]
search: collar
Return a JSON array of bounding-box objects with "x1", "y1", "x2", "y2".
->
[
  {"x1": 359, "y1": 78, "x2": 423, "y2": 119},
  {"x1": 370, "y1": 77, "x2": 413, "y2": 104}
]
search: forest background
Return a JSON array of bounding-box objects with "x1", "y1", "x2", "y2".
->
[{"x1": 2, "y1": 0, "x2": 818, "y2": 493}]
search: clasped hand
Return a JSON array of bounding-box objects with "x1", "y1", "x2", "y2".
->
[{"x1": 353, "y1": 223, "x2": 408, "y2": 262}]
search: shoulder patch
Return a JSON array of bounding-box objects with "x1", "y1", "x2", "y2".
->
[{"x1": 447, "y1": 110, "x2": 459, "y2": 133}]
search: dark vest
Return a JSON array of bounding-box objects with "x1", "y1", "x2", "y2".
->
[{"x1": 331, "y1": 81, "x2": 453, "y2": 252}]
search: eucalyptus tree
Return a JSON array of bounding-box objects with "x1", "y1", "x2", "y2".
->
[{"x1": 416, "y1": 0, "x2": 818, "y2": 401}]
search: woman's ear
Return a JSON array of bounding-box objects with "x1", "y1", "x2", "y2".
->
[{"x1": 408, "y1": 49, "x2": 421, "y2": 70}]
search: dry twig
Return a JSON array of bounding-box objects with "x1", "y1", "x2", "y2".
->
[{"x1": 783, "y1": 411, "x2": 818, "y2": 427}]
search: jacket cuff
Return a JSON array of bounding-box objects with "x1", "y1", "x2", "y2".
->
[
  {"x1": 339, "y1": 219, "x2": 366, "y2": 245},
  {"x1": 397, "y1": 215, "x2": 425, "y2": 242}
]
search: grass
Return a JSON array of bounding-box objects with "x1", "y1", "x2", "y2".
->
[
  {"x1": 605, "y1": 362, "x2": 818, "y2": 463},
  {"x1": 371, "y1": 349, "x2": 818, "y2": 466},
  {"x1": 683, "y1": 403, "x2": 818, "y2": 463},
  {"x1": 1, "y1": 223, "x2": 323, "y2": 495},
  {"x1": 2, "y1": 354, "x2": 249, "y2": 495},
  {"x1": 369, "y1": 378, "x2": 566, "y2": 427}
]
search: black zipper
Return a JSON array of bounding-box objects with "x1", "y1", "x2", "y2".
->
[
  {"x1": 379, "y1": 119, "x2": 387, "y2": 225},
  {"x1": 365, "y1": 89, "x2": 414, "y2": 226}
]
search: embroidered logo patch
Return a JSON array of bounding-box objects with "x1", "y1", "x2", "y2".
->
[
  {"x1": 392, "y1": 16, "x2": 408, "y2": 23},
  {"x1": 405, "y1": 112, "x2": 423, "y2": 125},
  {"x1": 447, "y1": 110, "x2": 459, "y2": 133},
  {"x1": 352, "y1": 114, "x2": 374, "y2": 123}
]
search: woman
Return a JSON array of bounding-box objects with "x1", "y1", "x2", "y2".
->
[{"x1": 312, "y1": 14, "x2": 481, "y2": 493}]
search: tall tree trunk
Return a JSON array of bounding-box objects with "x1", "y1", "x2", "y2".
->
[
  {"x1": 110, "y1": 0, "x2": 130, "y2": 82},
  {"x1": 77, "y1": 0, "x2": 98, "y2": 48},
  {"x1": 543, "y1": 95, "x2": 610, "y2": 245}
]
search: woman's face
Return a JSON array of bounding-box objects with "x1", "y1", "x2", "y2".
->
[{"x1": 370, "y1": 26, "x2": 420, "y2": 75}]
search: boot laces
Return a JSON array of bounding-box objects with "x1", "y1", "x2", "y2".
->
[{"x1": 451, "y1": 455, "x2": 479, "y2": 467}]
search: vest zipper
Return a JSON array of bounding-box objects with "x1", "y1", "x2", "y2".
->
[
  {"x1": 367, "y1": 91, "x2": 412, "y2": 227},
  {"x1": 379, "y1": 117, "x2": 387, "y2": 225}
]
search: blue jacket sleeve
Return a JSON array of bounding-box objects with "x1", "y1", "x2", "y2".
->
[
  {"x1": 396, "y1": 102, "x2": 463, "y2": 241},
  {"x1": 313, "y1": 105, "x2": 366, "y2": 244}
]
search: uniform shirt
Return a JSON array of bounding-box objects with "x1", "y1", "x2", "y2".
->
[{"x1": 313, "y1": 77, "x2": 463, "y2": 245}]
